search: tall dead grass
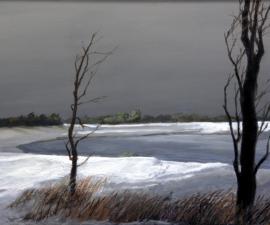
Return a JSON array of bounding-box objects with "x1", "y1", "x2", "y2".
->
[{"x1": 9, "y1": 177, "x2": 270, "y2": 225}]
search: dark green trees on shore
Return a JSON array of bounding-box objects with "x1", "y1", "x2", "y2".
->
[
  {"x1": 80, "y1": 110, "x2": 227, "y2": 124},
  {"x1": 0, "y1": 113, "x2": 62, "y2": 127},
  {"x1": 79, "y1": 110, "x2": 141, "y2": 124},
  {"x1": 0, "y1": 111, "x2": 238, "y2": 127}
]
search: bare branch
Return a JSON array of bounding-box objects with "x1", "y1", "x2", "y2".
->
[
  {"x1": 234, "y1": 84, "x2": 242, "y2": 142},
  {"x1": 224, "y1": 29, "x2": 245, "y2": 94},
  {"x1": 223, "y1": 75, "x2": 240, "y2": 177},
  {"x1": 78, "y1": 96, "x2": 107, "y2": 106},
  {"x1": 258, "y1": 105, "x2": 270, "y2": 136},
  {"x1": 65, "y1": 141, "x2": 72, "y2": 160},
  {"x1": 77, "y1": 155, "x2": 92, "y2": 167},
  {"x1": 254, "y1": 135, "x2": 270, "y2": 174},
  {"x1": 76, "y1": 117, "x2": 85, "y2": 128},
  {"x1": 74, "y1": 125, "x2": 100, "y2": 150}
]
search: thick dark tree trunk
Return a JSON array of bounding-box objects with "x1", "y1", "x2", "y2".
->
[
  {"x1": 224, "y1": 0, "x2": 269, "y2": 223},
  {"x1": 68, "y1": 101, "x2": 78, "y2": 195},
  {"x1": 237, "y1": 66, "x2": 259, "y2": 218},
  {"x1": 69, "y1": 155, "x2": 77, "y2": 195}
]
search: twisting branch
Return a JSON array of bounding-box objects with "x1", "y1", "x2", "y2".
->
[
  {"x1": 224, "y1": 27, "x2": 245, "y2": 94},
  {"x1": 254, "y1": 135, "x2": 270, "y2": 175},
  {"x1": 74, "y1": 125, "x2": 100, "y2": 150},
  {"x1": 77, "y1": 156, "x2": 92, "y2": 168},
  {"x1": 223, "y1": 75, "x2": 241, "y2": 177},
  {"x1": 65, "y1": 141, "x2": 72, "y2": 160},
  {"x1": 258, "y1": 105, "x2": 270, "y2": 136}
]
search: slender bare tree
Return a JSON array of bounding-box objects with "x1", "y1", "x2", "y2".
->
[
  {"x1": 66, "y1": 33, "x2": 112, "y2": 195},
  {"x1": 224, "y1": 0, "x2": 270, "y2": 221}
]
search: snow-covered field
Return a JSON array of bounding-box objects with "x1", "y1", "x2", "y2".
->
[{"x1": 1, "y1": 123, "x2": 270, "y2": 225}]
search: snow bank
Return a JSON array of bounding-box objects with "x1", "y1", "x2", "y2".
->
[
  {"x1": 64, "y1": 122, "x2": 270, "y2": 137},
  {"x1": 0, "y1": 152, "x2": 228, "y2": 198}
]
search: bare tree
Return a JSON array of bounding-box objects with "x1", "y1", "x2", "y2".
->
[
  {"x1": 66, "y1": 33, "x2": 112, "y2": 195},
  {"x1": 224, "y1": 0, "x2": 270, "y2": 220}
]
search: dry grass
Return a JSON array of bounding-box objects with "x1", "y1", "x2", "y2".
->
[{"x1": 9, "y1": 177, "x2": 270, "y2": 225}]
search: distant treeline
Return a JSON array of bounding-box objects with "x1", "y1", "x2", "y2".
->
[
  {"x1": 78, "y1": 110, "x2": 229, "y2": 124},
  {"x1": 0, "y1": 111, "x2": 233, "y2": 127},
  {"x1": 0, "y1": 113, "x2": 62, "y2": 127}
]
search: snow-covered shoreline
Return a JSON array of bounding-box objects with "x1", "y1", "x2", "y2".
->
[
  {"x1": 0, "y1": 124, "x2": 236, "y2": 198},
  {"x1": 0, "y1": 153, "x2": 231, "y2": 198},
  {"x1": 65, "y1": 121, "x2": 270, "y2": 137},
  {"x1": 0, "y1": 124, "x2": 231, "y2": 199}
]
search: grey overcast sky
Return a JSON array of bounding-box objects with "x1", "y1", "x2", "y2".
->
[{"x1": 0, "y1": 1, "x2": 269, "y2": 118}]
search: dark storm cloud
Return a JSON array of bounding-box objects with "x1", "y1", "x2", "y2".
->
[{"x1": 0, "y1": 1, "x2": 269, "y2": 118}]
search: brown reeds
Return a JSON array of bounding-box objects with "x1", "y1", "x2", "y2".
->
[{"x1": 9, "y1": 177, "x2": 270, "y2": 225}]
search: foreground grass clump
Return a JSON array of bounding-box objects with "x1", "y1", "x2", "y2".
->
[{"x1": 10, "y1": 177, "x2": 270, "y2": 225}]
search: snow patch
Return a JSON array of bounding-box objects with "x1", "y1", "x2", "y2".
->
[{"x1": 0, "y1": 153, "x2": 228, "y2": 198}]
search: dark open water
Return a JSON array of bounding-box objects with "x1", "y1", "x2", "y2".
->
[{"x1": 19, "y1": 132, "x2": 270, "y2": 168}]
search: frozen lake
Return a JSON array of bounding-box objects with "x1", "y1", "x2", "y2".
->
[{"x1": 19, "y1": 123, "x2": 270, "y2": 168}]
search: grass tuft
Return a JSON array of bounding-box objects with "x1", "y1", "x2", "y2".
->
[{"x1": 10, "y1": 177, "x2": 270, "y2": 225}]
